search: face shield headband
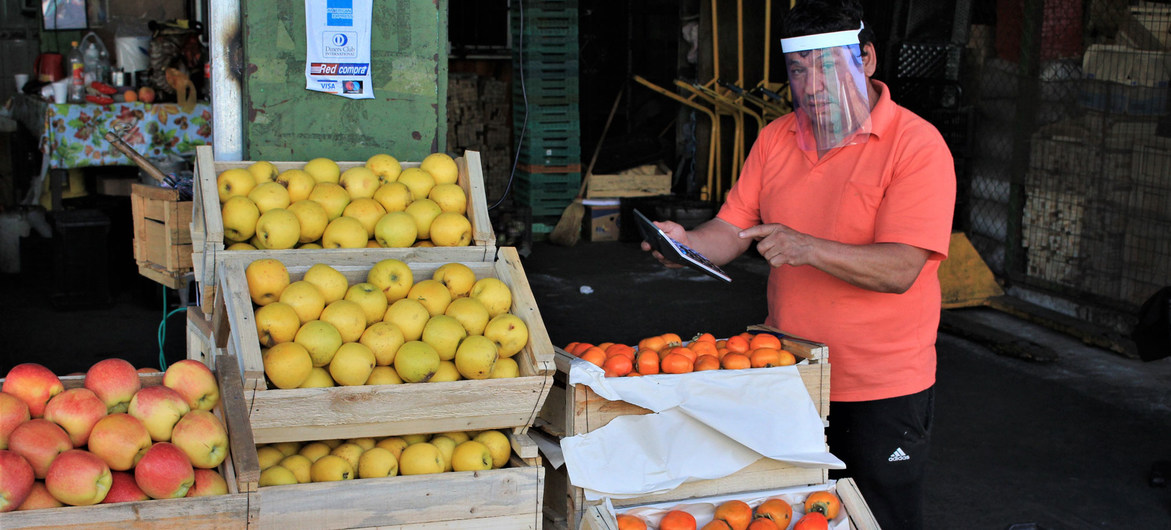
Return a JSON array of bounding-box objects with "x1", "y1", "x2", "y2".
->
[{"x1": 781, "y1": 23, "x2": 872, "y2": 152}]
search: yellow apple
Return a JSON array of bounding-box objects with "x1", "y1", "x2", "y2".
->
[
  {"x1": 404, "y1": 198, "x2": 442, "y2": 240},
  {"x1": 304, "y1": 157, "x2": 340, "y2": 184},
  {"x1": 217, "y1": 168, "x2": 255, "y2": 203},
  {"x1": 248, "y1": 161, "x2": 279, "y2": 184},
  {"x1": 227, "y1": 241, "x2": 257, "y2": 250},
  {"x1": 330, "y1": 443, "x2": 364, "y2": 470},
  {"x1": 375, "y1": 437, "x2": 408, "y2": 460},
  {"x1": 444, "y1": 297, "x2": 491, "y2": 335},
  {"x1": 366, "y1": 153, "x2": 403, "y2": 184},
  {"x1": 299, "y1": 367, "x2": 335, "y2": 388},
  {"x1": 421, "y1": 315, "x2": 467, "y2": 361},
  {"x1": 397, "y1": 167, "x2": 436, "y2": 200},
  {"x1": 430, "y1": 360, "x2": 461, "y2": 383},
  {"x1": 279, "y1": 280, "x2": 326, "y2": 323},
  {"x1": 357, "y1": 447, "x2": 398, "y2": 478},
  {"x1": 329, "y1": 343, "x2": 376, "y2": 386},
  {"x1": 288, "y1": 199, "x2": 330, "y2": 243},
  {"x1": 401, "y1": 433, "x2": 429, "y2": 445},
  {"x1": 294, "y1": 320, "x2": 344, "y2": 367},
  {"x1": 474, "y1": 430, "x2": 511, "y2": 468},
  {"x1": 393, "y1": 341, "x2": 440, "y2": 383},
  {"x1": 308, "y1": 182, "x2": 351, "y2": 220},
  {"x1": 408, "y1": 279, "x2": 453, "y2": 317},
  {"x1": 319, "y1": 300, "x2": 367, "y2": 343},
  {"x1": 339, "y1": 166, "x2": 380, "y2": 199},
  {"x1": 451, "y1": 440, "x2": 493, "y2": 472},
  {"x1": 248, "y1": 181, "x2": 292, "y2": 214},
  {"x1": 255, "y1": 208, "x2": 301, "y2": 250},
  {"x1": 259, "y1": 465, "x2": 297, "y2": 487},
  {"x1": 278, "y1": 454, "x2": 312, "y2": 483},
  {"x1": 491, "y1": 357, "x2": 519, "y2": 378},
  {"x1": 250, "y1": 234, "x2": 267, "y2": 250},
  {"x1": 342, "y1": 198, "x2": 386, "y2": 238},
  {"x1": 220, "y1": 196, "x2": 260, "y2": 242},
  {"x1": 421, "y1": 152, "x2": 459, "y2": 185},
  {"x1": 255, "y1": 302, "x2": 300, "y2": 347},
  {"x1": 398, "y1": 442, "x2": 444, "y2": 475},
  {"x1": 321, "y1": 216, "x2": 368, "y2": 249},
  {"x1": 454, "y1": 335, "x2": 497, "y2": 380},
  {"x1": 262, "y1": 342, "x2": 313, "y2": 389},
  {"x1": 430, "y1": 435, "x2": 456, "y2": 471},
  {"x1": 299, "y1": 441, "x2": 332, "y2": 462},
  {"x1": 433, "y1": 263, "x2": 476, "y2": 299},
  {"x1": 373, "y1": 211, "x2": 418, "y2": 248},
  {"x1": 276, "y1": 168, "x2": 317, "y2": 202},
  {"x1": 303, "y1": 263, "x2": 348, "y2": 304},
  {"x1": 299, "y1": 242, "x2": 323, "y2": 249},
  {"x1": 367, "y1": 258, "x2": 414, "y2": 303},
  {"x1": 384, "y1": 298, "x2": 431, "y2": 341},
  {"x1": 366, "y1": 366, "x2": 403, "y2": 385},
  {"x1": 245, "y1": 259, "x2": 290, "y2": 306},
  {"x1": 360, "y1": 322, "x2": 406, "y2": 365},
  {"x1": 372, "y1": 181, "x2": 413, "y2": 213},
  {"x1": 309, "y1": 454, "x2": 353, "y2": 482},
  {"x1": 428, "y1": 183, "x2": 467, "y2": 214},
  {"x1": 345, "y1": 282, "x2": 389, "y2": 327},
  {"x1": 483, "y1": 313, "x2": 529, "y2": 358},
  {"x1": 429, "y1": 212, "x2": 472, "y2": 247},
  {"x1": 470, "y1": 277, "x2": 512, "y2": 317}
]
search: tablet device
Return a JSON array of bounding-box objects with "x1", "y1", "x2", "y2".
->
[{"x1": 634, "y1": 209, "x2": 732, "y2": 282}]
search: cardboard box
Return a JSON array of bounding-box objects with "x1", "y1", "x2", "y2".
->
[{"x1": 584, "y1": 200, "x2": 620, "y2": 242}]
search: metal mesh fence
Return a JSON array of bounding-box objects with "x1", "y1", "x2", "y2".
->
[{"x1": 950, "y1": 0, "x2": 1171, "y2": 329}]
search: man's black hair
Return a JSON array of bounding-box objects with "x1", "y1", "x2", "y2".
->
[{"x1": 781, "y1": 0, "x2": 875, "y2": 49}]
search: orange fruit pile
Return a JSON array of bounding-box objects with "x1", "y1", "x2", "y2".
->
[
  {"x1": 564, "y1": 332, "x2": 798, "y2": 377},
  {"x1": 614, "y1": 490, "x2": 839, "y2": 530}
]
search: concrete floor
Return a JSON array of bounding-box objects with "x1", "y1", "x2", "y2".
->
[{"x1": 3, "y1": 232, "x2": 1170, "y2": 529}]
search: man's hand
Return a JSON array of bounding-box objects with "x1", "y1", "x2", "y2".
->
[
  {"x1": 640, "y1": 220, "x2": 687, "y2": 269},
  {"x1": 738, "y1": 223, "x2": 815, "y2": 268}
]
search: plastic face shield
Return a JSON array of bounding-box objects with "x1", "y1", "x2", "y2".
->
[{"x1": 781, "y1": 24, "x2": 872, "y2": 152}]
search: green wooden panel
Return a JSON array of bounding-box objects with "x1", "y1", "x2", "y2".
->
[{"x1": 241, "y1": 0, "x2": 447, "y2": 162}]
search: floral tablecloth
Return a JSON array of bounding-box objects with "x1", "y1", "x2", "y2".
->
[{"x1": 16, "y1": 95, "x2": 212, "y2": 169}]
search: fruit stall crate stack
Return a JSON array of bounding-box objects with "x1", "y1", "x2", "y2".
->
[
  {"x1": 190, "y1": 147, "x2": 496, "y2": 315},
  {"x1": 0, "y1": 355, "x2": 259, "y2": 529},
  {"x1": 515, "y1": 171, "x2": 584, "y2": 218},
  {"x1": 131, "y1": 183, "x2": 194, "y2": 290},
  {"x1": 213, "y1": 247, "x2": 554, "y2": 443},
  {"x1": 577, "y1": 478, "x2": 879, "y2": 530},
  {"x1": 536, "y1": 327, "x2": 831, "y2": 530}
]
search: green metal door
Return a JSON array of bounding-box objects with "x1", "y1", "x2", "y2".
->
[{"x1": 241, "y1": 0, "x2": 447, "y2": 162}]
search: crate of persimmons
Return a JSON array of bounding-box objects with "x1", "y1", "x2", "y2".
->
[{"x1": 535, "y1": 326, "x2": 831, "y2": 530}]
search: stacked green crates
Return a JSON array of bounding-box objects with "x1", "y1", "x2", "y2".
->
[{"x1": 512, "y1": 1, "x2": 581, "y2": 235}]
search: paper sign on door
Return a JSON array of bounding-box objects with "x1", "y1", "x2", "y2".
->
[{"x1": 305, "y1": 0, "x2": 374, "y2": 99}]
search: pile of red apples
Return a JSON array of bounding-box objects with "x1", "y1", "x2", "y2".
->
[{"x1": 1, "y1": 359, "x2": 228, "y2": 511}]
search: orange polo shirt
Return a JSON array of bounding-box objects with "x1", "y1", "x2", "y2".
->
[{"x1": 718, "y1": 81, "x2": 955, "y2": 402}]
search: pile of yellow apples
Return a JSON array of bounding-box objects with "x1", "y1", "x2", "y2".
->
[
  {"x1": 1, "y1": 360, "x2": 229, "y2": 511},
  {"x1": 217, "y1": 152, "x2": 475, "y2": 249},
  {"x1": 246, "y1": 258, "x2": 529, "y2": 389},
  {"x1": 254, "y1": 429, "x2": 513, "y2": 486}
]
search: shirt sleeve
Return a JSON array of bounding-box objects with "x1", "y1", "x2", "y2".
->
[
  {"x1": 717, "y1": 120, "x2": 785, "y2": 230},
  {"x1": 873, "y1": 119, "x2": 957, "y2": 260}
]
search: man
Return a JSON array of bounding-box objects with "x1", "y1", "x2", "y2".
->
[{"x1": 642, "y1": 1, "x2": 955, "y2": 527}]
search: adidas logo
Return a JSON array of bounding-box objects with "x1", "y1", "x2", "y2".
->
[{"x1": 888, "y1": 448, "x2": 910, "y2": 462}]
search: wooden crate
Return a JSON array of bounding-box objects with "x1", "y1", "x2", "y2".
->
[
  {"x1": 537, "y1": 328, "x2": 831, "y2": 530},
  {"x1": 190, "y1": 147, "x2": 496, "y2": 314},
  {"x1": 585, "y1": 164, "x2": 672, "y2": 198},
  {"x1": 0, "y1": 355, "x2": 259, "y2": 529},
  {"x1": 578, "y1": 478, "x2": 879, "y2": 530},
  {"x1": 131, "y1": 183, "x2": 193, "y2": 290},
  {"x1": 214, "y1": 246, "x2": 555, "y2": 444}
]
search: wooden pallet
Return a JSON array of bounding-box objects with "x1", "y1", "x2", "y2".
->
[
  {"x1": 131, "y1": 183, "x2": 193, "y2": 290},
  {"x1": 537, "y1": 327, "x2": 832, "y2": 530}
]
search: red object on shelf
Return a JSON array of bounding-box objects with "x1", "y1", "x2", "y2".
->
[{"x1": 996, "y1": 0, "x2": 1083, "y2": 63}]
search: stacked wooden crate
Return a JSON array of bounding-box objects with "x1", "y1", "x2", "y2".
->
[
  {"x1": 131, "y1": 183, "x2": 193, "y2": 290},
  {"x1": 511, "y1": 0, "x2": 582, "y2": 237},
  {"x1": 447, "y1": 74, "x2": 513, "y2": 202}
]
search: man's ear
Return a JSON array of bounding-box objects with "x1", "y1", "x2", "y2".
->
[{"x1": 862, "y1": 42, "x2": 877, "y2": 77}]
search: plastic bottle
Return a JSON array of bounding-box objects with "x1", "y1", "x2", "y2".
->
[
  {"x1": 80, "y1": 32, "x2": 111, "y2": 85},
  {"x1": 66, "y1": 41, "x2": 85, "y2": 103}
]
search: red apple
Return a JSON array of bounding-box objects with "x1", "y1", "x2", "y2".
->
[
  {"x1": 101, "y1": 471, "x2": 149, "y2": 503},
  {"x1": 84, "y1": 359, "x2": 141, "y2": 414},
  {"x1": 0, "y1": 392, "x2": 30, "y2": 449},
  {"x1": 44, "y1": 449, "x2": 112, "y2": 506},
  {"x1": 137, "y1": 86, "x2": 156, "y2": 104},
  {"x1": 170, "y1": 410, "x2": 228, "y2": 469},
  {"x1": 7, "y1": 419, "x2": 71, "y2": 478},
  {"x1": 87, "y1": 413, "x2": 152, "y2": 471},
  {"x1": 162, "y1": 360, "x2": 220, "y2": 412},
  {"x1": 2, "y1": 363, "x2": 64, "y2": 418},
  {"x1": 0, "y1": 449, "x2": 35, "y2": 512},
  {"x1": 16, "y1": 482, "x2": 62, "y2": 510},
  {"x1": 134, "y1": 442, "x2": 194, "y2": 499},
  {"x1": 186, "y1": 468, "x2": 229, "y2": 497},
  {"x1": 127, "y1": 385, "x2": 190, "y2": 442},
  {"x1": 42, "y1": 388, "x2": 108, "y2": 447}
]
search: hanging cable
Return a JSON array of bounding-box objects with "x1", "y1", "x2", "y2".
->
[
  {"x1": 157, "y1": 286, "x2": 185, "y2": 371},
  {"x1": 489, "y1": 0, "x2": 527, "y2": 210}
]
